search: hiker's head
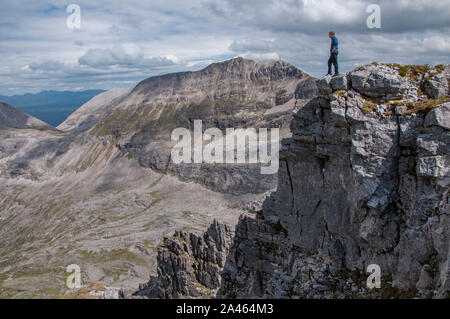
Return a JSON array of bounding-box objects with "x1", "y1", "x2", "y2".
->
[{"x1": 329, "y1": 31, "x2": 335, "y2": 38}]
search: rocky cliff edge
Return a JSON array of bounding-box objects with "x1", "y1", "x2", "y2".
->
[{"x1": 142, "y1": 63, "x2": 449, "y2": 299}]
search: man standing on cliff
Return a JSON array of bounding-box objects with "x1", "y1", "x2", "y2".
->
[{"x1": 327, "y1": 31, "x2": 339, "y2": 76}]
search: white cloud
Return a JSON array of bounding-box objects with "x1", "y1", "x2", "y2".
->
[
  {"x1": 78, "y1": 44, "x2": 180, "y2": 70},
  {"x1": 78, "y1": 44, "x2": 149, "y2": 68},
  {"x1": 239, "y1": 52, "x2": 281, "y2": 61},
  {"x1": 28, "y1": 60, "x2": 66, "y2": 72},
  {"x1": 0, "y1": 0, "x2": 449, "y2": 94},
  {"x1": 230, "y1": 39, "x2": 276, "y2": 53}
]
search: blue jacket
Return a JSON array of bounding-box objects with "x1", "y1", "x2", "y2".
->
[{"x1": 330, "y1": 36, "x2": 339, "y2": 54}]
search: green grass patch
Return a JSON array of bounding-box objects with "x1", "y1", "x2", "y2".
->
[
  {"x1": 333, "y1": 90, "x2": 348, "y2": 96},
  {"x1": 362, "y1": 98, "x2": 380, "y2": 114},
  {"x1": 405, "y1": 96, "x2": 450, "y2": 115}
]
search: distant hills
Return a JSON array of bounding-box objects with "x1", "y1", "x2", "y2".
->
[{"x1": 0, "y1": 89, "x2": 106, "y2": 126}]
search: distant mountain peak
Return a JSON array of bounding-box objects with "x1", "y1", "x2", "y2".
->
[
  {"x1": 132, "y1": 57, "x2": 312, "y2": 99},
  {"x1": 201, "y1": 57, "x2": 307, "y2": 78}
]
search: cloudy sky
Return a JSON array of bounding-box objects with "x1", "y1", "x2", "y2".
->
[{"x1": 0, "y1": 0, "x2": 449, "y2": 95}]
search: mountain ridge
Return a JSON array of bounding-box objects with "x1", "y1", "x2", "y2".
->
[{"x1": 82, "y1": 57, "x2": 318, "y2": 194}]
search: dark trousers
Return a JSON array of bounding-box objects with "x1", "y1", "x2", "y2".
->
[{"x1": 328, "y1": 52, "x2": 339, "y2": 75}]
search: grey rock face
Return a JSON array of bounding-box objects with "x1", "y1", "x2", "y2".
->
[
  {"x1": 425, "y1": 73, "x2": 449, "y2": 99},
  {"x1": 295, "y1": 78, "x2": 319, "y2": 99},
  {"x1": 216, "y1": 66, "x2": 449, "y2": 299},
  {"x1": 330, "y1": 74, "x2": 348, "y2": 91},
  {"x1": 218, "y1": 216, "x2": 367, "y2": 299},
  {"x1": 424, "y1": 102, "x2": 450, "y2": 130},
  {"x1": 317, "y1": 75, "x2": 333, "y2": 95},
  {"x1": 349, "y1": 64, "x2": 418, "y2": 101},
  {"x1": 136, "y1": 220, "x2": 234, "y2": 298}
]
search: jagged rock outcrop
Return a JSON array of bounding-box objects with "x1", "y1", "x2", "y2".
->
[
  {"x1": 217, "y1": 63, "x2": 449, "y2": 299},
  {"x1": 218, "y1": 215, "x2": 370, "y2": 298},
  {"x1": 136, "y1": 220, "x2": 234, "y2": 298}
]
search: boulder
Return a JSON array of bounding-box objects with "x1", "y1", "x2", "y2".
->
[
  {"x1": 330, "y1": 74, "x2": 348, "y2": 91},
  {"x1": 317, "y1": 75, "x2": 333, "y2": 95},
  {"x1": 425, "y1": 73, "x2": 449, "y2": 99},
  {"x1": 349, "y1": 64, "x2": 418, "y2": 101},
  {"x1": 424, "y1": 102, "x2": 450, "y2": 130}
]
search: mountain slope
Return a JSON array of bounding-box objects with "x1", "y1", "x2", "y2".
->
[
  {"x1": 57, "y1": 88, "x2": 132, "y2": 133},
  {"x1": 0, "y1": 102, "x2": 55, "y2": 131},
  {"x1": 87, "y1": 58, "x2": 318, "y2": 194}
]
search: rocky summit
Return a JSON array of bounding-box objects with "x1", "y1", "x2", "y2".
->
[
  {"x1": 139, "y1": 62, "x2": 449, "y2": 299},
  {"x1": 0, "y1": 60, "x2": 448, "y2": 299}
]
